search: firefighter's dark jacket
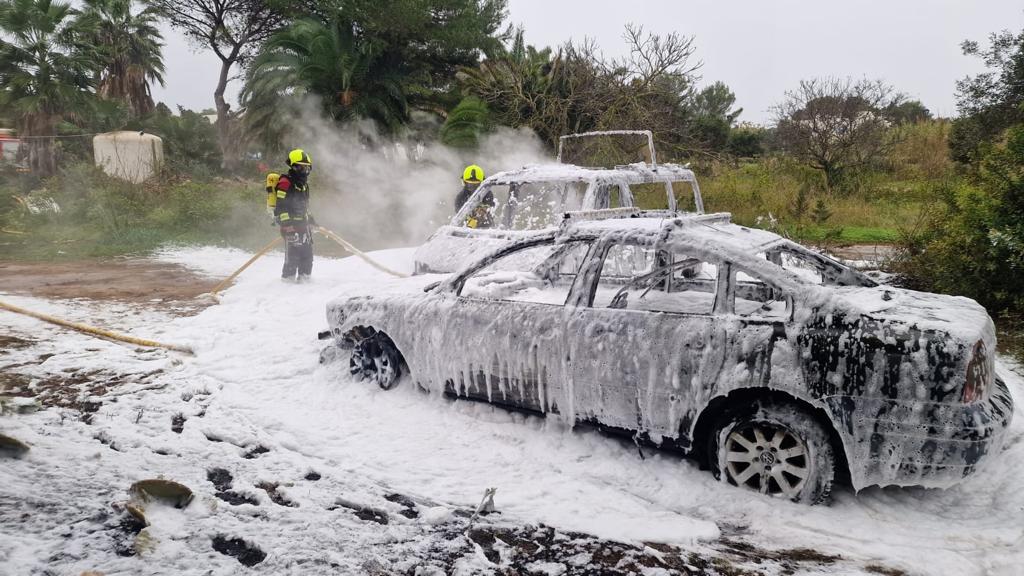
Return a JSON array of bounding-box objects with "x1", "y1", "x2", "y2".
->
[{"x1": 274, "y1": 171, "x2": 312, "y2": 226}]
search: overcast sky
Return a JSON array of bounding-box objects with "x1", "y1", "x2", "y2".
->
[{"x1": 151, "y1": 0, "x2": 1024, "y2": 125}]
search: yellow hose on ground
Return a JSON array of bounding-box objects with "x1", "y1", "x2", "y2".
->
[
  {"x1": 1, "y1": 228, "x2": 27, "y2": 235},
  {"x1": 0, "y1": 299, "x2": 194, "y2": 355},
  {"x1": 315, "y1": 226, "x2": 409, "y2": 278},
  {"x1": 210, "y1": 236, "x2": 283, "y2": 296}
]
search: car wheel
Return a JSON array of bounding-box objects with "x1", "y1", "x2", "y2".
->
[
  {"x1": 349, "y1": 333, "x2": 402, "y2": 390},
  {"x1": 708, "y1": 400, "x2": 834, "y2": 505}
]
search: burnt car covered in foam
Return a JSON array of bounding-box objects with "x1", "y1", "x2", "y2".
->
[
  {"x1": 414, "y1": 130, "x2": 705, "y2": 274},
  {"x1": 328, "y1": 211, "x2": 1013, "y2": 503}
]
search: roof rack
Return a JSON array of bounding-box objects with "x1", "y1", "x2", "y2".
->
[
  {"x1": 557, "y1": 130, "x2": 657, "y2": 168},
  {"x1": 669, "y1": 212, "x2": 732, "y2": 225},
  {"x1": 561, "y1": 209, "x2": 731, "y2": 224}
]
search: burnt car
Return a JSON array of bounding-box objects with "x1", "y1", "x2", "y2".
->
[
  {"x1": 414, "y1": 131, "x2": 705, "y2": 274},
  {"x1": 327, "y1": 211, "x2": 1013, "y2": 503}
]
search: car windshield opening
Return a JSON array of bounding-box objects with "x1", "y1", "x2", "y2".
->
[{"x1": 464, "y1": 181, "x2": 590, "y2": 231}]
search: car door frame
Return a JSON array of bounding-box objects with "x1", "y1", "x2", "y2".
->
[
  {"x1": 442, "y1": 235, "x2": 596, "y2": 413},
  {"x1": 562, "y1": 236, "x2": 734, "y2": 436}
]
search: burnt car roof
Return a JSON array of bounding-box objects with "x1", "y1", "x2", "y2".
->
[
  {"x1": 555, "y1": 212, "x2": 859, "y2": 290},
  {"x1": 561, "y1": 212, "x2": 783, "y2": 252}
]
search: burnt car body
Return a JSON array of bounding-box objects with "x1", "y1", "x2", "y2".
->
[{"x1": 329, "y1": 211, "x2": 1013, "y2": 502}]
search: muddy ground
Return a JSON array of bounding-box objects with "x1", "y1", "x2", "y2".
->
[{"x1": 0, "y1": 259, "x2": 219, "y2": 305}]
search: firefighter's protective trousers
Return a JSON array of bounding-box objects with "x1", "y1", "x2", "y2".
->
[
  {"x1": 282, "y1": 226, "x2": 313, "y2": 278},
  {"x1": 273, "y1": 170, "x2": 314, "y2": 279}
]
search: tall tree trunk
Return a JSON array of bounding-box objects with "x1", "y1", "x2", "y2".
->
[
  {"x1": 822, "y1": 161, "x2": 839, "y2": 193},
  {"x1": 23, "y1": 115, "x2": 58, "y2": 176},
  {"x1": 214, "y1": 56, "x2": 237, "y2": 172}
]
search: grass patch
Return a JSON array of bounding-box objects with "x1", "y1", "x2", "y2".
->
[
  {"x1": 1, "y1": 164, "x2": 280, "y2": 261},
  {"x1": 0, "y1": 163, "x2": 364, "y2": 262},
  {"x1": 631, "y1": 158, "x2": 932, "y2": 243},
  {"x1": 785, "y1": 225, "x2": 899, "y2": 244},
  {"x1": 697, "y1": 159, "x2": 928, "y2": 233}
]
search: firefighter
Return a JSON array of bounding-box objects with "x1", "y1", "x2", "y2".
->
[
  {"x1": 274, "y1": 149, "x2": 316, "y2": 282},
  {"x1": 455, "y1": 164, "x2": 495, "y2": 228},
  {"x1": 454, "y1": 164, "x2": 484, "y2": 212}
]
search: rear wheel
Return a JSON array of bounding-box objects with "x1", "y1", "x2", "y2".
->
[
  {"x1": 708, "y1": 400, "x2": 834, "y2": 505},
  {"x1": 349, "y1": 332, "x2": 402, "y2": 390}
]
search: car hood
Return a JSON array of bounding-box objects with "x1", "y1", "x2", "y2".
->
[
  {"x1": 413, "y1": 226, "x2": 548, "y2": 274},
  {"x1": 327, "y1": 273, "x2": 447, "y2": 306},
  {"x1": 831, "y1": 285, "x2": 995, "y2": 346}
]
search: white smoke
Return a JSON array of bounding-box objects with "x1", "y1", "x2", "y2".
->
[{"x1": 284, "y1": 109, "x2": 549, "y2": 250}]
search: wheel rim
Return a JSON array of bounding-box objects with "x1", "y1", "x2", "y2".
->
[
  {"x1": 349, "y1": 347, "x2": 368, "y2": 380},
  {"x1": 373, "y1": 354, "x2": 397, "y2": 390},
  {"x1": 724, "y1": 422, "x2": 809, "y2": 498},
  {"x1": 348, "y1": 337, "x2": 398, "y2": 390}
]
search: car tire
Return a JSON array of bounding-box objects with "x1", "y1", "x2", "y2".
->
[
  {"x1": 349, "y1": 332, "x2": 402, "y2": 390},
  {"x1": 707, "y1": 400, "x2": 834, "y2": 505}
]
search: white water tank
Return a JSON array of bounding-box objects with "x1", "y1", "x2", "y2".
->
[{"x1": 93, "y1": 131, "x2": 164, "y2": 183}]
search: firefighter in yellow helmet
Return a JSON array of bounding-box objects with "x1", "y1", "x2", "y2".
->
[
  {"x1": 274, "y1": 149, "x2": 316, "y2": 282},
  {"x1": 455, "y1": 164, "x2": 495, "y2": 228}
]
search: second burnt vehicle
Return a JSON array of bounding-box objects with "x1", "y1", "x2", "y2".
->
[
  {"x1": 414, "y1": 130, "x2": 706, "y2": 274},
  {"x1": 325, "y1": 211, "x2": 1013, "y2": 504}
]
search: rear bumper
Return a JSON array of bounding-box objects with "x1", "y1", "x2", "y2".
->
[{"x1": 830, "y1": 376, "x2": 1014, "y2": 490}]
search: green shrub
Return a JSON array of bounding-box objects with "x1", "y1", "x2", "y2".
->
[
  {"x1": 1, "y1": 160, "x2": 268, "y2": 259},
  {"x1": 894, "y1": 124, "x2": 1024, "y2": 313}
]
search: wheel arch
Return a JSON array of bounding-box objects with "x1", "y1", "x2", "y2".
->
[
  {"x1": 343, "y1": 324, "x2": 410, "y2": 367},
  {"x1": 689, "y1": 387, "x2": 851, "y2": 485}
]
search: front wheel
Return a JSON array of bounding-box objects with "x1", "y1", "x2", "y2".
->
[
  {"x1": 708, "y1": 400, "x2": 835, "y2": 505},
  {"x1": 349, "y1": 332, "x2": 402, "y2": 390}
]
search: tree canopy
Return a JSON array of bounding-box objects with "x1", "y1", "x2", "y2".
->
[
  {"x1": 241, "y1": 0, "x2": 507, "y2": 149},
  {"x1": 0, "y1": 0, "x2": 96, "y2": 174},
  {"x1": 76, "y1": 0, "x2": 165, "y2": 117},
  {"x1": 774, "y1": 77, "x2": 904, "y2": 190},
  {"x1": 150, "y1": 0, "x2": 282, "y2": 168},
  {"x1": 950, "y1": 29, "x2": 1024, "y2": 164}
]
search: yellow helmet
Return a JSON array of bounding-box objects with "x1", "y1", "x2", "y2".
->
[
  {"x1": 287, "y1": 149, "x2": 312, "y2": 167},
  {"x1": 462, "y1": 164, "x2": 484, "y2": 183}
]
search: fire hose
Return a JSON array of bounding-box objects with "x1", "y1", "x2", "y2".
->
[
  {"x1": 314, "y1": 226, "x2": 409, "y2": 278},
  {"x1": 0, "y1": 299, "x2": 194, "y2": 355},
  {"x1": 211, "y1": 226, "x2": 407, "y2": 297},
  {"x1": 0, "y1": 227, "x2": 401, "y2": 356},
  {"x1": 209, "y1": 236, "x2": 283, "y2": 296}
]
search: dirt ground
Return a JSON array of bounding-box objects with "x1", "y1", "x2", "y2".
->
[
  {"x1": 829, "y1": 244, "x2": 897, "y2": 266},
  {"x1": 0, "y1": 259, "x2": 220, "y2": 303}
]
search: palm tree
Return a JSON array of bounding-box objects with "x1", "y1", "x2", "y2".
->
[
  {"x1": 0, "y1": 0, "x2": 95, "y2": 174},
  {"x1": 457, "y1": 28, "x2": 565, "y2": 145},
  {"x1": 241, "y1": 17, "x2": 409, "y2": 147},
  {"x1": 76, "y1": 0, "x2": 165, "y2": 117},
  {"x1": 440, "y1": 95, "x2": 492, "y2": 148}
]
